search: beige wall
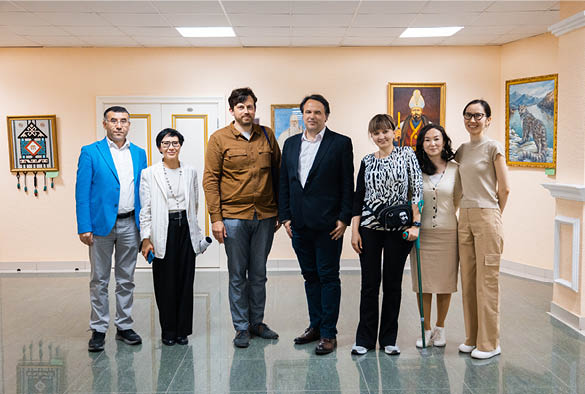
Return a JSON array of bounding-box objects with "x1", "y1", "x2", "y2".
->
[
  {"x1": 499, "y1": 33, "x2": 559, "y2": 270},
  {"x1": 552, "y1": 3, "x2": 585, "y2": 315},
  {"x1": 0, "y1": 41, "x2": 558, "y2": 271}
]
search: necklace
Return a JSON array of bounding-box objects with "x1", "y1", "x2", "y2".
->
[{"x1": 162, "y1": 164, "x2": 183, "y2": 224}]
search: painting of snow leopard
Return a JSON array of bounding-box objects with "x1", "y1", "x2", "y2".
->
[{"x1": 517, "y1": 105, "x2": 547, "y2": 161}]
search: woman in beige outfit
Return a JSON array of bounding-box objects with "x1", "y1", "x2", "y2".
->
[
  {"x1": 456, "y1": 99, "x2": 510, "y2": 360},
  {"x1": 411, "y1": 124, "x2": 461, "y2": 348}
]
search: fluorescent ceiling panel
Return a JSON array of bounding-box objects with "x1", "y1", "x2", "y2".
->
[
  {"x1": 400, "y1": 26, "x2": 463, "y2": 38},
  {"x1": 176, "y1": 27, "x2": 236, "y2": 38}
]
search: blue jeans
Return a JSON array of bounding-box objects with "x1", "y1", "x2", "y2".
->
[
  {"x1": 292, "y1": 227, "x2": 343, "y2": 339},
  {"x1": 223, "y1": 215, "x2": 276, "y2": 331}
]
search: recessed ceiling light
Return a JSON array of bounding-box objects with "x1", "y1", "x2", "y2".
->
[
  {"x1": 176, "y1": 27, "x2": 236, "y2": 38},
  {"x1": 400, "y1": 27, "x2": 463, "y2": 38}
]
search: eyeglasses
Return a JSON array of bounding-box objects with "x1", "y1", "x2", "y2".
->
[
  {"x1": 161, "y1": 141, "x2": 181, "y2": 148},
  {"x1": 463, "y1": 112, "x2": 485, "y2": 121},
  {"x1": 107, "y1": 119, "x2": 129, "y2": 125}
]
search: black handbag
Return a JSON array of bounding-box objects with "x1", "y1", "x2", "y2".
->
[{"x1": 366, "y1": 202, "x2": 413, "y2": 231}]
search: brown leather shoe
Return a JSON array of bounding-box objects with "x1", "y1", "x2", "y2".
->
[
  {"x1": 315, "y1": 338, "x2": 337, "y2": 355},
  {"x1": 293, "y1": 327, "x2": 320, "y2": 344}
]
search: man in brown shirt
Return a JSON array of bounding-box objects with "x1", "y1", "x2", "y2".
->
[{"x1": 203, "y1": 87, "x2": 281, "y2": 348}]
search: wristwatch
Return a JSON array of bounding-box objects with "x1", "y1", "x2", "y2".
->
[{"x1": 413, "y1": 221, "x2": 421, "y2": 228}]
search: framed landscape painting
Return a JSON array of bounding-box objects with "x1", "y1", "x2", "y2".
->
[{"x1": 506, "y1": 74, "x2": 558, "y2": 168}]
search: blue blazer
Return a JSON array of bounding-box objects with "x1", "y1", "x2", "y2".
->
[
  {"x1": 279, "y1": 128, "x2": 354, "y2": 231},
  {"x1": 76, "y1": 138, "x2": 147, "y2": 236}
]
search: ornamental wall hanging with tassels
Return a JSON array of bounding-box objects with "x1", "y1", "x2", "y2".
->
[{"x1": 7, "y1": 115, "x2": 59, "y2": 196}]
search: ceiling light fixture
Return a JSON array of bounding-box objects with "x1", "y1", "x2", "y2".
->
[
  {"x1": 176, "y1": 27, "x2": 235, "y2": 38},
  {"x1": 400, "y1": 26, "x2": 463, "y2": 38}
]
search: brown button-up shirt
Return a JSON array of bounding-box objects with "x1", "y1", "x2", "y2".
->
[{"x1": 203, "y1": 122, "x2": 281, "y2": 222}]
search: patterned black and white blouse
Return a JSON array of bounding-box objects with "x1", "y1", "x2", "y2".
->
[{"x1": 352, "y1": 147, "x2": 423, "y2": 230}]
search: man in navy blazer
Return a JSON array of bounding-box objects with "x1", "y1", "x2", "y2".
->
[
  {"x1": 76, "y1": 106, "x2": 147, "y2": 352},
  {"x1": 279, "y1": 94, "x2": 354, "y2": 355}
]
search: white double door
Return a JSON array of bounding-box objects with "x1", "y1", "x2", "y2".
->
[{"x1": 96, "y1": 97, "x2": 225, "y2": 268}]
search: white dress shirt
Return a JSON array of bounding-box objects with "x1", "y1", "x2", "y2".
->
[
  {"x1": 107, "y1": 137, "x2": 134, "y2": 214},
  {"x1": 298, "y1": 127, "x2": 325, "y2": 188}
]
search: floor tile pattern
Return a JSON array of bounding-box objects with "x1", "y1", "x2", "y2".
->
[{"x1": 0, "y1": 270, "x2": 583, "y2": 393}]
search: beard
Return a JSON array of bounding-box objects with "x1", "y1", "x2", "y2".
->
[{"x1": 236, "y1": 115, "x2": 253, "y2": 127}]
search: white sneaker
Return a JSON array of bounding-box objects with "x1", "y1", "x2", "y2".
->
[
  {"x1": 415, "y1": 330, "x2": 433, "y2": 348},
  {"x1": 351, "y1": 344, "x2": 368, "y2": 355},
  {"x1": 431, "y1": 327, "x2": 446, "y2": 347},
  {"x1": 384, "y1": 345, "x2": 401, "y2": 355},
  {"x1": 471, "y1": 346, "x2": 501, "y2": 359},
  {"x1": 458, "y1": 343, "x2": 476, "y2": 353}
]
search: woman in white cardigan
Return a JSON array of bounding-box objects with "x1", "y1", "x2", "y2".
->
[{"x1": 140, "y1": 128, "x2": 208, "y2": 346}]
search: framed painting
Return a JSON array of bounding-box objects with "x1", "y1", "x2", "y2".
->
[
  {"x1": 506, "y1": 74, "x2": 557, "y2": 168},
  {"x1": 271, "y1": 104, "x2": 304, "y2": 148},
  {"x1": 7, "y1": 115, "x2": 59, "y2": 173},
  {"x1": 388, "y1": 83, "x2": 446, "y2": 149}
]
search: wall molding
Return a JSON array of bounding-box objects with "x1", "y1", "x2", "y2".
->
[
  {"x1": 0, "y1": 258, "x2": 554, "y2": 283},
  {"x1": 553, "y1": 216, "x2": 581, "y2": 292},
  {"x1": 542, "y1": 183, "x2": 585, "y2": 201},
  {"x1": 500, "y1": 259, "x2": 553, "y2": 282},
  {"x1": 548, "y1": 301, "x2": 585, "y2": 336},
  {"x1": 549, "y1": 10, "x2": 585, "y2": 37}
]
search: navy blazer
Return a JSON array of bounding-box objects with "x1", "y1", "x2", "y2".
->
[
  {"x1": 76, "y1": 138, "x2": 147, "y2": 236},
  {"x1": 279, "y1": 128, "x2": 354, "y2": 231}
]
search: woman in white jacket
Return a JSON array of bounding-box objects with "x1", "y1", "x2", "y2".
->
[{"x1": 140, "y1": 128, "x2": 208, "y2": 346}]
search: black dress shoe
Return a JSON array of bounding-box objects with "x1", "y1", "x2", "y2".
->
[
  {"x1": 162, "y1": 337, "x2": 175, "y2": 346},
  {"x1": 116, "y1": 329, "x2": 142, "y2": 345},
  {"x1": 249, "y1": 323, "x2": 279, "y2": 339},
  {"x1": 294, "y1": 327, "x2": 320, "y2": 345},
  {"x1": 88, "y1": 331, "x2": 105, "y2": 352},
  {"x1": 233, "y1": 330, "x2": 250, "y2": 348},
  {"x1": 315, "y1": 338, "x2": 337, "y2": 355},
  {"x1": 176, "y1": 336, "x2": 188, "y2": 345}
]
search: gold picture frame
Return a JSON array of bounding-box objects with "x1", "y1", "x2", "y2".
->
[
  {"x1": 505, "y1": 74, "x2": 557, "y2": 168},
  {"x1": 387, "y1": 83, "x2": 446, "y2": 149},
  {"x1": 7, "y1": 115, "x2": 59, "y2": 173}
]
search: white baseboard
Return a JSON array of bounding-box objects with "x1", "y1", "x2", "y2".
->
[
  {"x1": 500, "y1": 259, "x2": 553, "y2": 283},
  {"x1": 266, "y1": 258, "x2": 360, "y2": 271},
  {"x1": 548, "y1": 301, "x2": 585, "y2": 336},
  {"x1": 0, "y1": 261, "x2": 89, "y2": 273},
  {"x1": 0, "y1": 258, "x2": 554, "y2": 283}
]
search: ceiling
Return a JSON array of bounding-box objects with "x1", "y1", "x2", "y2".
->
[{"x1": 0, "y1": 1, "x2": 562, "y2": 48}]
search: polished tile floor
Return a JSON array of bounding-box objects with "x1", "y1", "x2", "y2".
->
[{"x1": 0, "y1": 270, "x2": 583, "y2": 394}]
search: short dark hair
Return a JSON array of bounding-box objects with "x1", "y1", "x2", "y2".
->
[
  {"x1": 228, "y1": 87, "x2": 257, "y2": 110},
  {"x1": 103, "y1": 106, "x2": 129, "y2": 120},
  {"x1": 368, "y1": 114, "x2": 396, "y2": 134},
  {"x1": 300, "y1": 94, "x2": 330, "y2": 116},
  {"x1": 415, "y1": 124, "x2": 455, "y2": 175},
  {"x1": 156, "y1": 128, "x2": 184, "y2": 148},
  {"x1": 463, "y1": 99, "x2": 491, "y2": 118}
]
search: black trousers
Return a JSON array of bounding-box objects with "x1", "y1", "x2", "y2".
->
[
  {"x1": 152, "y1": 214, "x2": 196, "y2": 340},
  {"x1": 355, "y1": 227, "x2": 413, "y2": 348}
]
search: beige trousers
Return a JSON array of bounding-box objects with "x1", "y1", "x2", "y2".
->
[{"x1": 458, "y1": 208, "x2": 504, "y2": 352}]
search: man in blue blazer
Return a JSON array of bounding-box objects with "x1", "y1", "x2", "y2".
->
[
  {"x1": 279, "y1": 95, "x2": 354, "y2": 355},
  {"x1": 76, "y1": 106, "x2": 147, "y2": 352}
]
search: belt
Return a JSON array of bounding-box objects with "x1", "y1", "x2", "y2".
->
[
  {"x1": 117, "y1": 210, "x2": 135, "y2": 219},
  {"x1": 169, "y1": 210, "x2": 186, "y2": 220}
]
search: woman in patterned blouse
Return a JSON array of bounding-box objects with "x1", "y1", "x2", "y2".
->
[{"x1": 350, "y1": 114, "x2": 423, "y2": 356}]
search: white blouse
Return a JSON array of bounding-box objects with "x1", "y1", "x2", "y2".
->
[{"x1": 420, "y1": 161, "x2": 461, "y2": 231}]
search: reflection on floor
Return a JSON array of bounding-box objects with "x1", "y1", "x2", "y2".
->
[{"x1": 0, "y1": 270, "x2": 583, "y2": 393}]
